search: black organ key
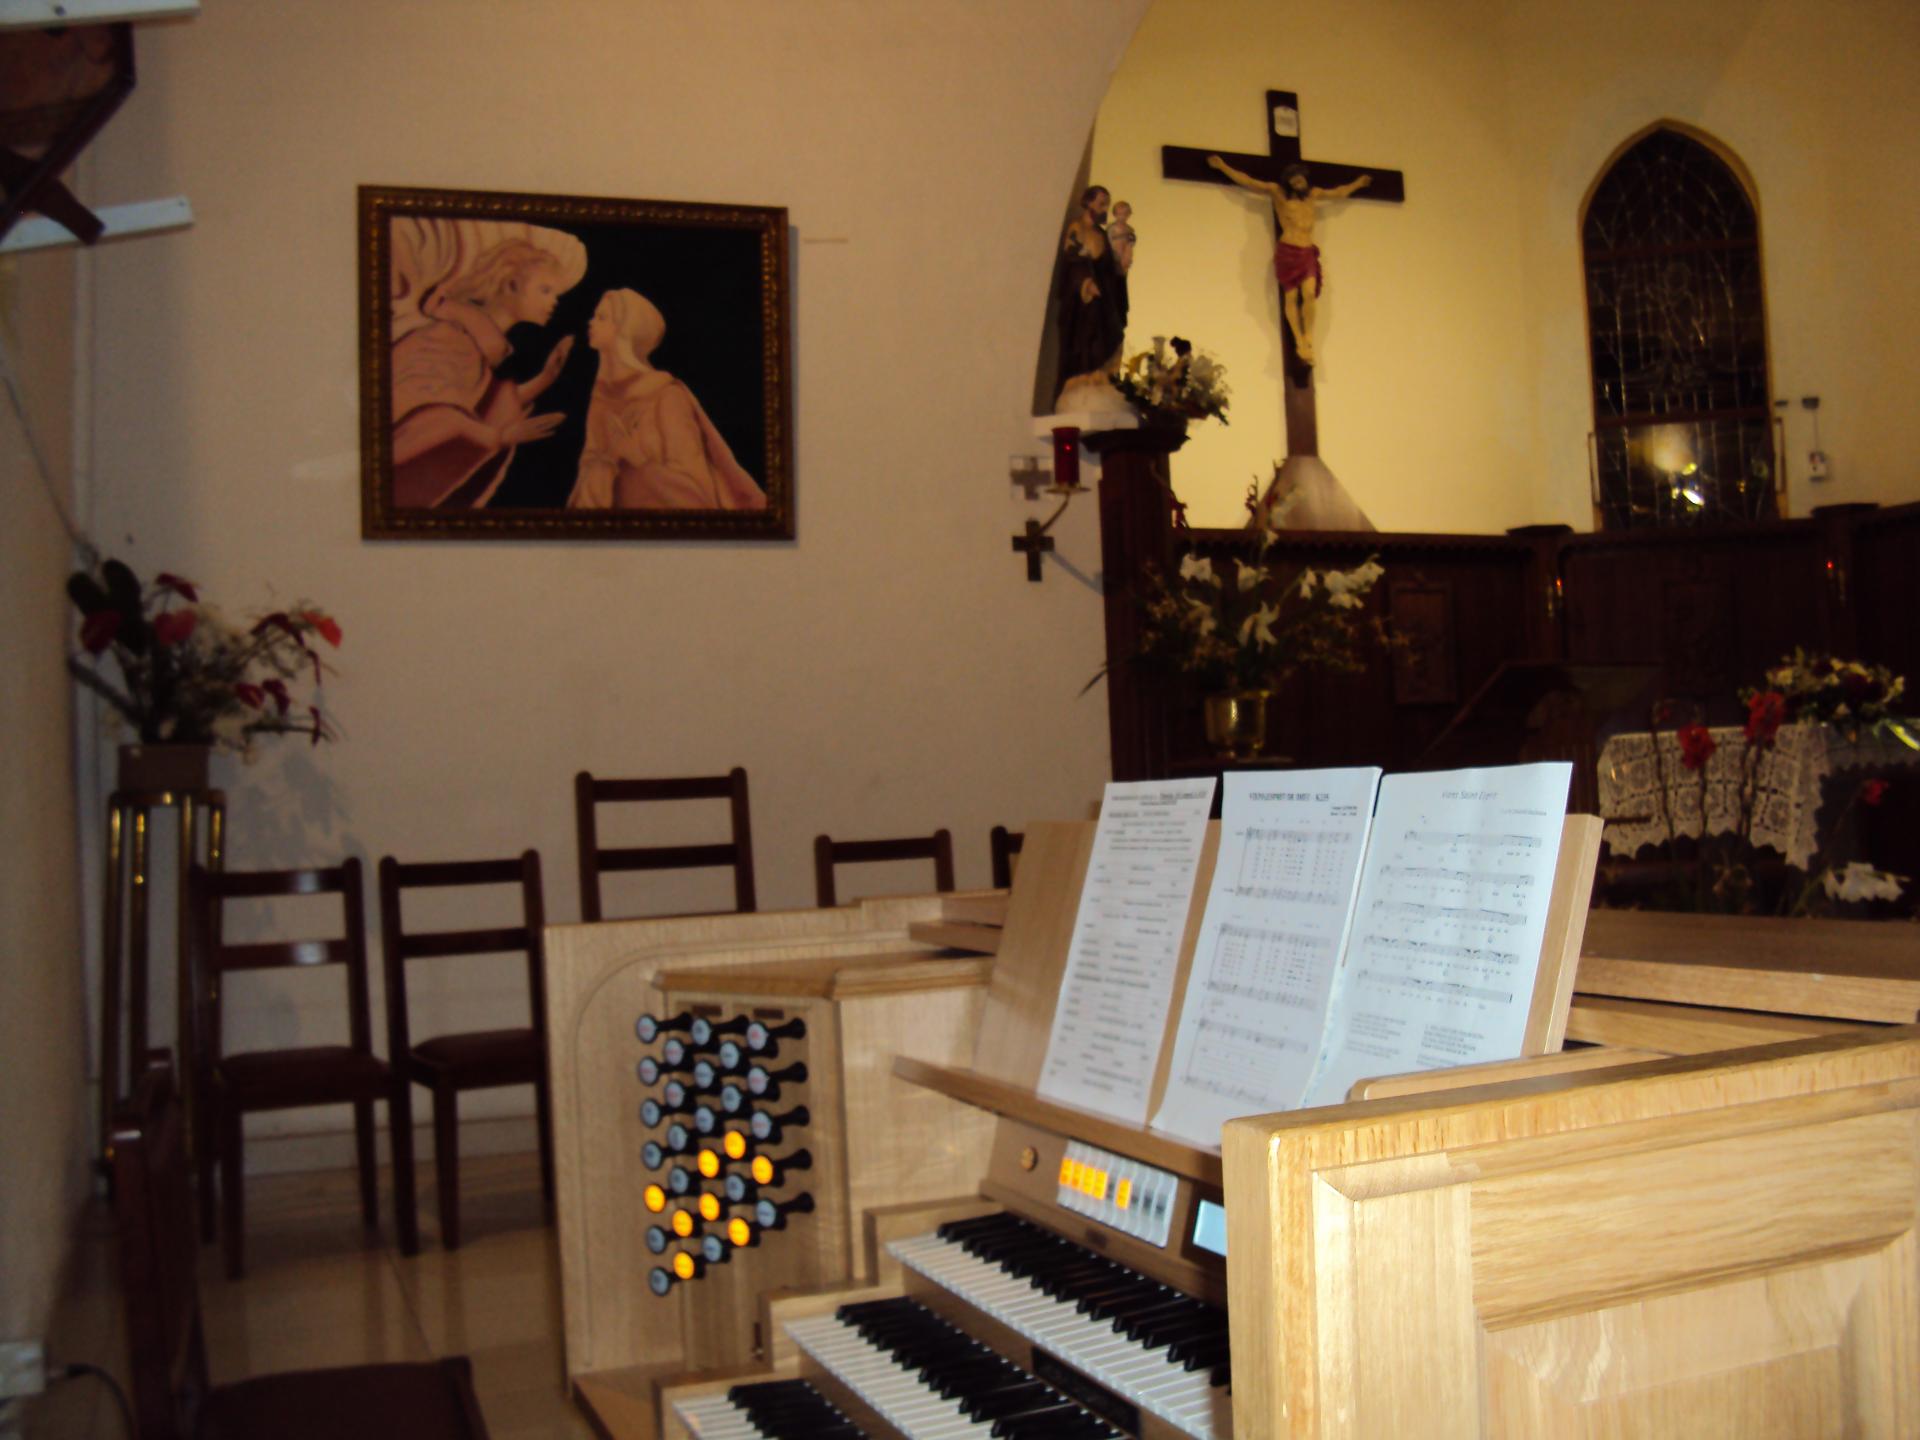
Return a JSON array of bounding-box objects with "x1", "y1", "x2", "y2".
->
[
  {"x1": 633, "y1": 1011, "x2": 693, "y2": 1044},
  {"x1": 726, "y1": 1378, "x2": 863, "y2": 1438}
]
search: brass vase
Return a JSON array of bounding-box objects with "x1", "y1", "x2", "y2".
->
[{"x1": 1202, "y1": 690, "x2": 1271, "y2": 760}]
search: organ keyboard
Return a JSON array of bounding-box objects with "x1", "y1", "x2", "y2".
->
[{"x1": 555, "y1": 825, "x2": 1920, "y2": 1438}]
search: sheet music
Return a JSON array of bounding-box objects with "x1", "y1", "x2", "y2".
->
[
  {"x1": 1299, "y1": 763, "x2": 1572, "y2": 1107},
  {"x1": 1036, "y1": 778, "x2": 1218, "y2": 1124},
  {"x1": 1150, "y1": 769, "x2": 1381, "y2": 1147}
]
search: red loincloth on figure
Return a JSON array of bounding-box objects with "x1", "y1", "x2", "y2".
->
[{"x1": 1273, "y1": 241, "x2": 1323, "y2": 292}]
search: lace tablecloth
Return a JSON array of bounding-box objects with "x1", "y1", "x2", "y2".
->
[{"x1": 1598, "y1": 723, "x2": 1917, "y2": 868}]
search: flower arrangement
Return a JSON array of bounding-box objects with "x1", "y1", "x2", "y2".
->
[
  {"x1": 1112, "y1": 336, "x2": 1230, "y2": 426},
  {"x1": 67, "y1": 558, "x2": 342, "y2": 751},
  {"x1": 1625, "y1": 649, "x2": 1911, "y2": 915},
  {"x1": 1740, "y1": 650, "x2": 1913, "y2": 745},
  {"x1": 1133, "y1": 482, "x2": 1386, "y2": 693}
]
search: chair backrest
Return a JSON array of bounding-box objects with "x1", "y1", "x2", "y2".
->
[
  {"x1": 187, "y1": 860, "x2": 373, "y2": 1068},
  {"x1": 112, "y1": 1052, "x2": 209, "y2": 1440},
  {"x1": 813, "y1": 829, "x2": 956, "y2": 908},
  {"x1": 989, "y1": 825, "x2": 1025, "y2": 890},
  {"x1": 573, "y1": 768, "x2": 756, "y2": 921},
  {"x1": 377, "y1": 851, "x2": 547, "y2": 1058}
]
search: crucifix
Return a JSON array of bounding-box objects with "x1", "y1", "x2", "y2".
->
[{"x1": 1163, "y1": 90, "x2": 1404, "y2": 467}]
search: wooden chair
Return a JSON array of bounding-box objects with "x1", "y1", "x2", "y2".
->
[
  {"x1": 112, "y1": 1053, "x2": 493, "y2": 1440},
  {"x1": 188, "y1": 860, "x2": 395, "y2": 1279},
  {"x1": 813, "y1": 829, "x2": 955, "y2": 907},
  {"x1": 573, "y1": 768, "x2": 756, "y2": 921},
  {"x1": 379, "y1": 851, "x2": 552, "y2": 1254},
  {"x1": 989, "y1": 826, "x2": 1024, "y2": 890}
]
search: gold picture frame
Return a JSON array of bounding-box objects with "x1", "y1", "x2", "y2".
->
[{"x1": 358, "y1": 184, "x2": 793, "y2": 541}]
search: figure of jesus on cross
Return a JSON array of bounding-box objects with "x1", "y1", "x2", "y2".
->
[{"x1": 1206, "y1": 155, "x2": 1370, "y2": 367}]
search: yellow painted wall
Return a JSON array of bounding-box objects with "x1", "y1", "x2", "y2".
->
[
  {"x1": 70, "y1": 1, "x2": 1150, "y2": 1154},
  {"x1": 1093, "y1": 0, "x2": 1920, "y2": 529},
  {"x1": 1, "y1": 246, "x2": 87, "y2": 1341}
]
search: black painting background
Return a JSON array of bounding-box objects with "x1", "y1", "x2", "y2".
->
[{"x1": 480, "y1": 217, "x2": 769, "y2": 509}]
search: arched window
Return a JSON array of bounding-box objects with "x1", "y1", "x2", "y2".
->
[{"x1": 1582, "y1": 126, "x2": 1775, "y2": 529}]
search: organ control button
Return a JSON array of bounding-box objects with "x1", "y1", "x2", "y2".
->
[
  {"x1": 696, "y1": 1148, "x2": 723, "y2": 1179},
  {"x1": 640, "y1": 1140, "x2": 665, "y2": 1171},
  {"x1": 692, "y1": 1105, "x2": 720, "y2": 1136},
  {"x1": 749, "y1": 1148, "x2": 812, "y2": 1189},
  {"x1": 748, "y1": 1104, "x2": 809, "y2": 1145},
  {"x1": 719, "y1": 1083, "x2": 747, "y2": 1114},
  {"x1": 635, "y1": 1056, "x2": 686, "y2": 1086},
  {"x1": 697, "y1": 1191, "x2": 723, "y2": 1223},
  {"x1": 746, "y1": 1061, "x2": 807, "y2": 1100},
  {"x1": 721, "y1": 1130, "x2": 750, "y2": 1162},
  {"x1": 634, "y1": 1012, "x2": 693, "y2": 1044},
  {"x1": 691, "y1": 1059, "x2": 720, "y2": 1090},
  {"x1": 715, "y1": 1039, "x2": 748, "y2": 1072},
  {"x1": 753, "y1": 1192, "x2": 815, "y2": 1232},
  {"x1": 670, "y1": 1250, "x2": 705, "y2": 1283},
  {"x1": 647, "y1": 1266, "x2": 675, "y2": 1297},
  {"x1": 665, "y1": 1166, "x2": 694, "y2": 1197},
  {"x1": 698, "y1": 1231, "x2": 732, "y2": 1265},
  {"x1": 642, "y1": 1183, "x2": 667, "y2": 1213},
  {"x1": 670, "y1": 1208, "x2": 697, "y2": 1239},
  {"x1": 660, "y1": 1036, "x2": 691, "y2": 1068},
  {"x1": 689, "y1": 1015, "x2": 749, "y2": 1046},
  {"x1": 645, "y1": 1225, "x2": 669, "y2": 1255},
  {"x1": 744, "y1": 1017, "x2": 805, "y2": 1052},
  {"x1": 722, "y1": 1172, "x2": 759, "y2": 1205},
  {"x1": 639, "y1": 1096, "x2": 692, "y2": 1128}
]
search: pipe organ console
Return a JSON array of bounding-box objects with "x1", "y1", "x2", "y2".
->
[{"x1": 549, "y1": 827, "x2": 1920, "y2": 1438}]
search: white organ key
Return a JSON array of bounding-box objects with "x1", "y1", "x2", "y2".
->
[
  {"x1": 669, "y1": 1390, "x2": 771, "y2": 1438},
  {"x1": 887, "y1": 1232, "x2": 1230, "y2": 1440},
  {"x1": 784, "y1": 1313, "x2": 994, "y2": 1440}
]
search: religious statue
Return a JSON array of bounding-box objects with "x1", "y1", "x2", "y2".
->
[
  {"x1": 1052, "y1": 184, "x2": 1132, "y2": 409},
  {"x1": 1106, "y1": 201, "x2": 1136, "y2": 271},
  {"x1": 1207, "y1": 155, "x2": 1369, "y2": 365}
]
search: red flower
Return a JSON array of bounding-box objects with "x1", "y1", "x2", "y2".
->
[
  {"x1": 152, "y1": 609, "x2": 198, "y2": 647},
  {"x1": 261, "y1": 678, "x2": 291, "y2": 715},
  {"x1": 1861, "y1": 779, "x2": 1891, "y2": 807},
  {"x1": 1677, "y1": 724, "x2": 1717, "y2": 770},
  {"x1": 155, "y1": 572, "x2": 200, "y2": 603},
  {"x1": 79, "y1": 609, "x2": 122, "y2": 653},
  {"x1": 301, "y1": 610, "x2": 343, "y2": 648},
  {"x1": 1744, "y1": 690, "x2": 1787, "y2": 748},
  {"x1": 234, "y1": 682, "x2": 265, "y2": 709},
  {"x1": 251, "y1": 612, "x2": 295, "y2": 638}
]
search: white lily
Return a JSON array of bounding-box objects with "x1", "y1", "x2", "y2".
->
[
  {"x1": 1179, "y1": 554, "x2": 1219, "y2": 587},
  {"x1": 1235, "y1": 563, "x2": 1266, "y2": 593},
  {"x1": 1297, "y1": 569, "x2": 1318, "y2": 598},
  {"x1": 1239, "y1": 602, "x2": 1279, "y2": 649},
  {"x1": 1821, "y1": 862, "x2": 1908, "y2": 904},
  {"x1": 1184, "y1": 597, "x2": 1218, "y2": 636}
]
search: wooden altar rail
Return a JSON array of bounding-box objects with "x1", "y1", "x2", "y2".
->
[{"x1": 1096, "y1": 446, "x2": 1920, "y2": 785}]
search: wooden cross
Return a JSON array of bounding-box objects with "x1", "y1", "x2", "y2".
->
[
  {"x1": 1163, "y1": 90, "x2": 1404, "y2": 457},
  {"x1": 1011, "y1": 518, "x2": 1055, "y2": 582}
]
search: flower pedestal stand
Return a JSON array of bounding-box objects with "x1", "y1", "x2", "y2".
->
[{"x1": 98, "y1": 744, "x2": 225, "y2": 1168}]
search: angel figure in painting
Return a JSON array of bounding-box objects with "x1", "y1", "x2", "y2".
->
[
  {"x1": 1207, "y1": 155, "x2": 1369, "y2": 365},
  {"x1": 565, "y1": 289, "x2": 767, "y2": 512},
  {"x1": 388, "y1": 220, "x2": 587, "y2": 508}
]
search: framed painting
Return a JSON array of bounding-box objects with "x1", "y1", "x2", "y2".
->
[{"x1": 358, "y1": 185, "x2": 792, "y2": 540}]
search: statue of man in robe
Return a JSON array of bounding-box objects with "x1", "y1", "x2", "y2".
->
[
  {"x1": 1053, "y1": 185, "x2": 1132, "y2": 408},
  {"x1": 1207, "y1": 155, "x2": 1369, "y2": 365}
]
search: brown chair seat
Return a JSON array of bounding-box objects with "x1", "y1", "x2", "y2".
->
[
  {"x1": 204, "y1": 1358, "x2": 489, "y2": 1440},
  {"x1": 217, "y1": 1046, "x2": 391, "y2": 1108},
  {"x1": 411, "y1": 1027, "x2": 540, "y2": 1075}
]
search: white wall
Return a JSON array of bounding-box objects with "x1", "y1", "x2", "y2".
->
[
  {"x1": 1094, "y1": 0, "x2": 1920, "y2": 529},
  {"x1": 1, "y1": 246, "x2": 88, "y2": 1342},
  {"x1": 74, "y1": 1, "x2": 1149, "y2": 1150}
]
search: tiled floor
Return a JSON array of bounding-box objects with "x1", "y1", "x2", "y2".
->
[{"x1": 24, "y1": 1152, "x2": 594, "y2": 1439}]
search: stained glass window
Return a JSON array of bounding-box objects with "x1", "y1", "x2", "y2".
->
[{"x1": 1583, "y1": 128, "x2": 1775, "y2": 529}]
